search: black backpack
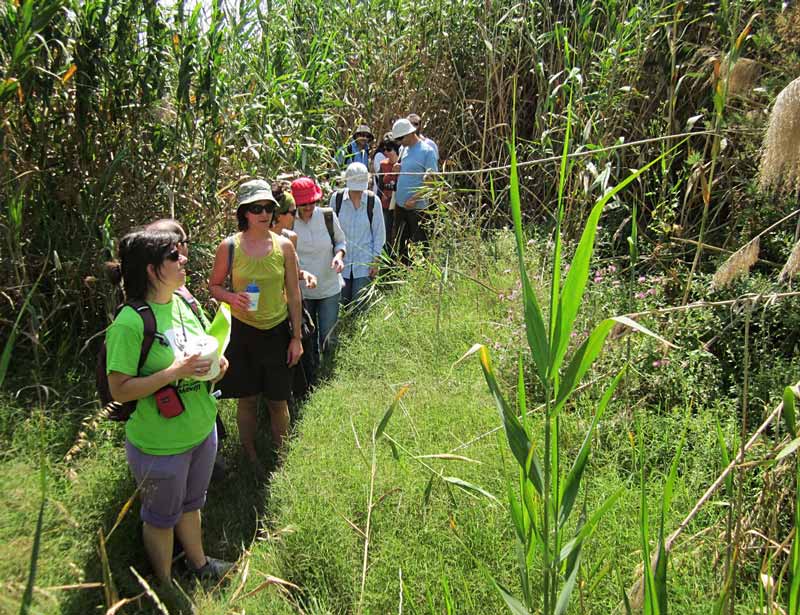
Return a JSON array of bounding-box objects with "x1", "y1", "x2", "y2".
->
[
  {"x1": 96, "y1": 292, "x2": 204, "y2": 421},
  {"x1": 96, "y1": 301, "x2": 159, "y2": 422}
]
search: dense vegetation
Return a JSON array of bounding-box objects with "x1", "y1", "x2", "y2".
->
[{"x1": 4, "y1": 0, "x2": 800, "y2": 613}]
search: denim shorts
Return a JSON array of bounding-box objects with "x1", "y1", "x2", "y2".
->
[{"x1": 125, "y1": 426, "x2": 217, "y2": 528}]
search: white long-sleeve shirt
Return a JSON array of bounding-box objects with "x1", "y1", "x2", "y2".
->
[{"x1": 294, "y1": 207, "x2": 347, "y2": 300}]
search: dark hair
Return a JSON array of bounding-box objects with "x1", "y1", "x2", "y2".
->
[
  {"x1": 236, "y1": 205, "x2": 249, "y2": 231},
  {"x1": 146, "y1": 218, "x2": 186, "y2": 239},
  {"x1": 106, "y1": 229, "x2": 180, "y2": 301},
  {"x1": 272, "y1": 179, "x2": 292, "y2": 198},
  {"x1": 381, "y1": 139, "x2": 400, "y2": 154}
]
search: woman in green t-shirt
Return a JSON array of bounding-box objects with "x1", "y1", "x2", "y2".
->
[{"x1": 106, "y1": 229, "x2": 232, "y2": 585}]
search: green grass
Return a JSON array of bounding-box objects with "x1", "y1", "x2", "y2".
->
[{"x1": 0, "y1": 233, "x2": 768, "y2": 614}]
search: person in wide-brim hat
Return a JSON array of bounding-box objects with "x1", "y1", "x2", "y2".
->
[
  {"x1": 352, "y1": 124, "x2": 374, "y2": 141},
  {"x1": 335, "y1": 124, "x2": 374, "y2": 170}
]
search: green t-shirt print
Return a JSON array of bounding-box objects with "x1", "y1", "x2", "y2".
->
[{"x1": 105, "y1": 298, "x2": 217, "y2": 455}]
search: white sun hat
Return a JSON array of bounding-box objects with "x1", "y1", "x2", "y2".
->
[
  {"x1": 391, "y1": 118, "x2": 416, "y2": 140},
  {"x1": 345, "y1": 162, "x2": 370, "y2": 191}
]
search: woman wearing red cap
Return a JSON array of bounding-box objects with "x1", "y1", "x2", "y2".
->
[
  {"x1": 208, "y1": 179, "x2": 303, "y2": 474},
  {"x1": 291, "y1": 176, "x2": 346, "y2": 385}
]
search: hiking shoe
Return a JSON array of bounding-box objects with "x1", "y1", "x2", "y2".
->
[{"x1": 189, "y1": 556, "x2": 233, "y2": 581}]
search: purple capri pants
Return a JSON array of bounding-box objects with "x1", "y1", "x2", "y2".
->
[{"x1": 125, "y1": 426, "x2": 217, "y2": 528}]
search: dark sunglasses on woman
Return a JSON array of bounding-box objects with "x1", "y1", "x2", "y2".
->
[
  {"x1": 165, "y1": 248, "x2": 181, "y2": 262},
  {"x1": 247, "y1": 203, "x2": 275, "y2": 214}
]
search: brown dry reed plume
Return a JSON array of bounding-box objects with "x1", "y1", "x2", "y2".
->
[
  {"x1": 758, "y1": 75, "x2": 800, "y2": 196},
  {"x1": 713, "y1": 56, "x2": 760, "y2": 96},
  {"x1": 780, "y1": 239, "x2": 800, "y2": 282},
  {"x1": 710, "y1": 236, "x2": 760, "y2": 290}
]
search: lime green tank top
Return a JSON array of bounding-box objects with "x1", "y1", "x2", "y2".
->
[{"x1": 231, "y1": 232, "x2": 289, "y2": 330}]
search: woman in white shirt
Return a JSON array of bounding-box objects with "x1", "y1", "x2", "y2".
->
[{"x1": 290, "y1": 176, "x2": 347, "y2": 385}]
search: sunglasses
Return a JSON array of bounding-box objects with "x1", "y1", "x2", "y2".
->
[
  {"x1": 247, "y1": 203, "x2": 275, "y2": 214},
  {"x1": 284, "y1": 209, "x2": 298, "y2": 217},
  {"x1": 178, "y1": 238, "x2": 189, "y2": 246},
  {"x1": 165, "y1": 248, "x2": 181, "y2": 262}
]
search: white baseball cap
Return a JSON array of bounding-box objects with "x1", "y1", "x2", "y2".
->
[
  {"x1": 391, "y1": 118, "x2": 416, "y2": 140},
  {"x1": 345, "y1": 162, "x2": 369, "y2": 191}
]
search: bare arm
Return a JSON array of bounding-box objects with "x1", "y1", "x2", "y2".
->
[
  {"x1": 208, "y1": 240, "x2": 250, "y2": 311},
  {"x1": 108, "y1": 353, "x2": 209, "y2": 403},
  {"x1": 280, "y1": 237, "x2": 304, "y2": 366}
]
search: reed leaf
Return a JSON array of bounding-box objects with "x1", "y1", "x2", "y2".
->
[
  {"x1": 775, "y1": 437, "x2": 800, "y2": 462},
  {"x1": 508, "y1": 482, "x2": 526, "y2": 544},
  {"x1": 129, "y1": 567, "x2": 168, "y2": 615},
  {"x1": 549, "y1": 93, "x2": 573, "y2": 364},
  {"x1": 784, "y1": 385, "x2": 798, "y2": 438},
  {"x1": 515, "y1": 540, "x2": 531, "y2": 608},
  {"x1": 97, "y1": 529, "x2": 118, "y2": 608},
  {"x1": 0, "y1": 254, "x2": 47, "y2": 389},
  {"x1": 496, "y1": 582, "x2": 534, "y2": 615},
  {"x1": 551, "y1": 142, "x2": 683, "y2": 377},
  {"x1": 554, "y1": 316, "x2": 673, "y2": 416},
  {"x1": 789, "y1": 457, "x2": 800, "y2": 614},
  {"x1": 558, "y1": 369, "x2": 624, "y2": 528},
  {"x1": 477, "y1": 345, "x2": 532, "y2": 475},
  {"x1": 518, "y1": 354, "x2": 528, "y2": 434},
  {"x1": 557, "y1": 487, "x2": 625, "y2": 564},
  {"x1": 413, "y1": 454, "x2": 481, "y2": 463},
  {"x1": 554, "y1": 512, "x2": 583, "y2": 615},
  {"x1": 442, "y1": 476, "x2": 499, "y2": 503},
  {"x1": 639, "y1": 430, "x2": 660, "y2": 615},
  {"x1": 422, "y1": 475, "x2": 434, "y2": 507},
  {"x1": 654, "y1": 431, "x2": 685, "y2": 615},
  {"x1": 374, "y1": 385, "x2": 409, "y2": 441},
  {"x1": 507, "y1": 140, "x2": 549, "y2": 388}
]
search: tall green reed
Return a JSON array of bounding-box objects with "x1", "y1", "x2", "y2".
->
[{"x1": 472, "y1": 89, "x2": 679, "y2": 612}]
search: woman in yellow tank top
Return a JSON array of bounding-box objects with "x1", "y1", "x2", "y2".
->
[{"x1": 209, "y1": 179, "x2": 303, "y2": 475}]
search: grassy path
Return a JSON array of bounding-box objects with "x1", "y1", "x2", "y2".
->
[{"x1": 1, "y1": 234, "x2": 747, "y2": 613}]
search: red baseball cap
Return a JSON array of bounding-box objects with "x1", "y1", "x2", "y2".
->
[{"x1": 291, "y1": 177, "x2": 323, "y2": 205}]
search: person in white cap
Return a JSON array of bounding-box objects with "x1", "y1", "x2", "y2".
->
[
  {"x1": 334, "y1": 124, "x2": 374, "y2": 169},
  {"x1": 330, "y1": 162, "x2": 386, "y2": 308},
  {"x1": 391, "y1": 117, "x2": 439, "y2": 264}
]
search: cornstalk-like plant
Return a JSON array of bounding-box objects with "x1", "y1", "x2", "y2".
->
[{"x1": 473, "y1": 96, "x2": 678, "y2": 614}]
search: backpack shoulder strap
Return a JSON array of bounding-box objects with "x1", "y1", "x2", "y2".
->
[
  {"x1": 173, "y1": 288, "x2": 208, "y2": 329},
  {"x1": 366, "y1": 191, "x2": 375, "y2": 228},
  {"x1": 224, "y1": 235, "x2": 236, "y2": 289},
  {"x1": 126, "y1": 300, "x2": 158, "y2": 373},
  {"x1": 322, "y1": 208, "x2": 335, "y2": 248},
  {"x1": 335, "y1": 190, "x2": 344, "y2": 215}
]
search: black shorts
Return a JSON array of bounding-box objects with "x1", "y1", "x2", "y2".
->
[{"x1": 218, "y1": 317, "x2": 293, "y2": 402}]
